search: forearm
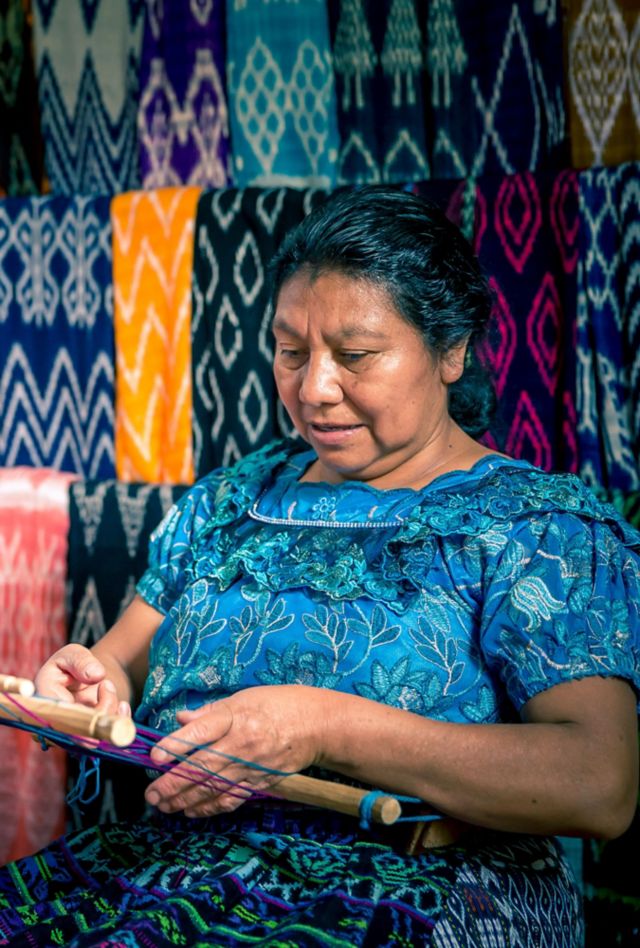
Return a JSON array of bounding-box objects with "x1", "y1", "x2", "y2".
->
[
  {"x1": 90, "y1": 595, "x2": 163, "y2": 706},
  {"x1": 313, "y1": 679, "x2": 638, "y2": 839}
]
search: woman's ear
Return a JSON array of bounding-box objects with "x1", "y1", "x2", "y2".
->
[{"x1": 439, "y1": 342, "x2": 468, "y2": 384}]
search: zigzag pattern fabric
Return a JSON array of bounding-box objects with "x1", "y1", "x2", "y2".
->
[
  {"x1": 226, "y1": 0, "x2": 339, "y2": 187},
  {"x1": 32, "y1": 0, "x2": 144, "y2": 194},
  {"x1": 328, "y1": 0, "x2": 430, "y2": 184},
  {"x1": 567, "y1": 0, "x2": 640, "y2": 167},
  {"x1": 66, "y1": 478, "x2": 188, "y2": 828},
  {"x1": 0, "y1": 0, "x2": 43, "y2": 196},
  {"x1": 473, "y1": 170, "x2": 580, "y2": 472},
  {"x1": 576, "y1": 162, "x2": 640, "y2": 492},
  {"x1": 0, "y1": 195, "x2": 115, "y2": 477},
  {"x1": 426, "y1": 1, "x2": 569, "y2": 179},
  {"x1": 0, "y1": 467, "x2": 76, "y2": 862},
  {"x1": 191, "y1": 187, "x2": 327, "y2": 478},
  {"x1": 137, "y1": 0, "x2": 230, "y2": 189},
  {"x1": 113, "y1": 187, "x2": 200, "y2": 484}
]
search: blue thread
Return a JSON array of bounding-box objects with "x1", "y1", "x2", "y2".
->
[
  {"x1": 66, "y1": 755, "x2": 102, "y2": 808},
  {"x1": 359, "y1": 789, "x2": 386, "y2": 830},
  {"x1": 359, "y1": 791, "x2": 445, "y2": 829}
]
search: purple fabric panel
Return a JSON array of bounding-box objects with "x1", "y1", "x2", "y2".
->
[{"x1": 138, "y1": 0, "x2": 230, "y2": 187}]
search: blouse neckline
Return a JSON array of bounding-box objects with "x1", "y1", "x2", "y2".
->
[{"x1": 250, "y1": 449, "x2": 534, "y2": 529}]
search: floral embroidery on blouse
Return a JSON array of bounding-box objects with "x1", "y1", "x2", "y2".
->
[{"x1": 135, "y1": 439, "x2": 640, "y2": 732}]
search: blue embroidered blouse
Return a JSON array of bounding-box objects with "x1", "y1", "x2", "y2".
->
[{"x1": 136, "y1": 440, "x2": 640, "y2": 734}]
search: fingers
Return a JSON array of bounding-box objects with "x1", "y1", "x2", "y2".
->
[
  {"x1": 145, "y1": 704, "x2": 263, "y2": 818},
  {"x1": 150, "y1": 703, "x2": 233, "y2": 766},
  {"x1": 145, "y1": 755, "x2": 259, "y2": 818},
  {"x1": 35, "y1": 645, "x2": 106, "y2": 700}
]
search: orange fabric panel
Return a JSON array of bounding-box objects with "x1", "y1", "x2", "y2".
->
[
  {"x1": 0, "y1": 467, "x2": 76, "y2": 862},
  {"x1": 112, "y1": 187, "x2": 201, "y2": 483}
]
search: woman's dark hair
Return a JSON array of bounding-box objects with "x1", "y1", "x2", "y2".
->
[{"x1": 270, "y1": 185, "x2": 496, "y2": 438}]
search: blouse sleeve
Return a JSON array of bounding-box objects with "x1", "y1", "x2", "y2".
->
[
  {"x1": 479, "y1": 511, "x2": 640, "y2": 711},
  {"x1": 136, "y1": 476, "x2": 221, "y2": 615}
]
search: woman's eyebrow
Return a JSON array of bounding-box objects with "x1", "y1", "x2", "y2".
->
[
  {"x1": 272, "y1": 316, "x2": 300, "y2": 336},
  {"x1": 272, "y1": 317, "x2": 388, "y2": 341}
]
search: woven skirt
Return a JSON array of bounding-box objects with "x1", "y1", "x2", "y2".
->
[{"x1": 0, "y1": 808, "x2": 583, "y2": 947}]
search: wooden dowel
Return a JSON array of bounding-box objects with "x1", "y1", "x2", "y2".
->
[
  {"x1": 0, "y1": 692, "x2": 136, "y2": 748},
  {"x1": 269, "y1": 772, "x2": 402, "y2": 825},
  {"x1": 0, "y1": 674, "x2": 35, "y2": 697}
]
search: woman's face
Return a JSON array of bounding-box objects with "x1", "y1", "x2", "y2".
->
[{"x1": 273, "y1": 269, "x2": 465, "y2": 488}]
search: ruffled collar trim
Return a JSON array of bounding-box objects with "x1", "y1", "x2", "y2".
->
[{"x1": 188, "y1": 440, "x2": 640, "y2": 614}]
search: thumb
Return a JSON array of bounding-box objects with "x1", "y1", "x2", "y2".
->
[{"x1": 56, "y1": 646, "x2": 105, "y2": 684}]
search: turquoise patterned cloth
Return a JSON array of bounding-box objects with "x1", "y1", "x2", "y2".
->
[
  {"x1": 226, "y1": 0, "x2": 339, "y2": 187},
  {"x1": 137, "y1": 439, "x2": 640, "y2": 733}
]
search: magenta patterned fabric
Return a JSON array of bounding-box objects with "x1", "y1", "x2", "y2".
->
[{"x1": 473, "y1": 170, "x2": 580, "y2": 472}]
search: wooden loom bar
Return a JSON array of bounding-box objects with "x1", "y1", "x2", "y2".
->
[
  {"x1": 0, "y1": 691, "x2": 136, "y2": 748},
  {"x1": 0, "y1": 674, "x2": 35, "y2": 696},
  {"x1": 268, "y1": 772, "x2": 402, "y2": 825}
]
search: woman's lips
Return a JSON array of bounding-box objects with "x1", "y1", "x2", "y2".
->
[{"x1": 308, "y1": 423, "x2": 364, "y2": 444}]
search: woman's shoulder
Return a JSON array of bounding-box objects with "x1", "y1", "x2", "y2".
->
[{"x1": 404, "y1": 456, "x2": 640, "y2": 550}]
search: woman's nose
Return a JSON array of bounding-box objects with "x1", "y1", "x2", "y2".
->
[{"x1": 298, "y1": 354, "x2": 342, "y2": 405}]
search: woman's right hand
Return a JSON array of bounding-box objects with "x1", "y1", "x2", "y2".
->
[{"x1": 34, "y1": 644, "x2": 129, "y2": 716}]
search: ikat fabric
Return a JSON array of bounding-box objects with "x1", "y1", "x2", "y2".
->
[
  {"x1": 0, "y1": 195, "x2": 115, "y2": 477},
  {"x1": 112, "y1": 187, "x2": 200, "y2": 484},
  {"x1": 327, "y1": 0, "x2": 430, "y2": 185},
  {"x1": 0, "y1": 0, "x2": 44, "y2": 196},
  {"x1": 190, "y1": 187, "x2": 327, "y2": 478},
  {"x1": 66, "y1": 478, "x2": 188, "y2": 828},
  {"x1": 0, "y1": 468, "x2": 76, "y2": 863},
  {"x1": 426, "y1": 1, "x2": 569, "y2": 180},
  {"x1": 567, "y1": 0, "x2": 640, "y2": 168},
  {"x1": 576, "y1": 162, "x2": 640, "y2": 493},
  {"x1": 31, "y1": 0, "x2": 144, "y2": 195},
  {"x1": 473, "y1": 170, "x2": 580, "y2": 473},
  {"x1": 226, "y1": 0, "x2": 339, "y2": 187},
  {"x1": 137, "y1": 0, "x2": 230, "y2": 189}
]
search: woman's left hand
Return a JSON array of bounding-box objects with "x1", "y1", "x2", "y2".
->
[{"x1": 144, "y1": 685, "x2": 326, "y2": 817}]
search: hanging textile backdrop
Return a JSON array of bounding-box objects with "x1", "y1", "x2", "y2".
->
[
  {"x1": 112, "y1": 187, "x2": 201, "y2": 484},
  {"x1": 425, "y1": 0, "x2": 569, "y2": 179},
  {"x1": 137, "y1": 0, "x2": 230, "y2": 189},
  {"x1": 1, "y1": 0, "x2": 637, "y2": 196},
  {"x1": 327, "y1": 0, "x2": 430, "y2": 185},
  {"x1": 0, "y1": 468, "x2": 76, "y2": 863},
  {"x1": 473, "y1": 170, "x2": 580, "y2": 473},
  {"x1": 31, "y1": 0, "x2": 144, "y2": 194},
  {"x1": 66, "y1": 479, "x2": 188, "y2": 828},
  {"x1": 191, "y1": 187, "x2": 327, "y2": 477},
  {"x1": 567, "y1": 0, "x2": 640, "y2": 168},
  {"x1": 576, "y1": 161, "x2": 640, "y2": 492},
  {"x1": 226, "y1": 0, "x2": 339, "y2": 187},
  {"x1": 0, "y1": 195, "x2": 115, "y2": 478}
]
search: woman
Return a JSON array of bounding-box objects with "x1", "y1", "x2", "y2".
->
[{"x1": 1, "y1": 186, "x2": 638, "y2": 946}]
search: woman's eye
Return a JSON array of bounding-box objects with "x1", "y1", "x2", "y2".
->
[
  {"x1": 279, "y1": 349, "x2": 306, "y2": 363},
  {"x1": 340, "y1": 351, "x2": 368, "y2": 363}
]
